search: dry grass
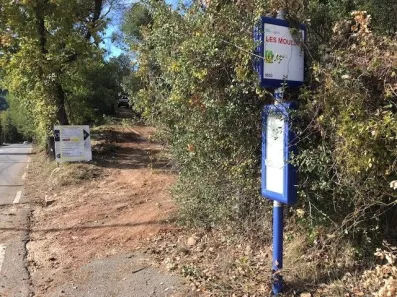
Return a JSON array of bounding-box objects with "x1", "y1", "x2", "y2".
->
[
  {"x1": 47, "y1": 163, "x2": 102, "y2": 187},
  {"x1": 145, "y1": 227, "x2": 385, "y2": 296}
]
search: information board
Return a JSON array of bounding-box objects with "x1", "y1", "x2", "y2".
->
[
  {"x1": 261, "y1": 103, "x2": 297, "y2": 205},
  {"x1": 254, "y1": 17, "x2": 305, "y2": 88},
  {"x1": 54, "y1": 125, "x2": 92, "y2": 162}
]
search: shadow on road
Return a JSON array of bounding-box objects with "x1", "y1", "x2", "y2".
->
[{"x1": 0, "y1": 218, "x2": 175, "y2": 233}]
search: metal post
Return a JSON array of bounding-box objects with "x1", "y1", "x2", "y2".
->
[
  {"x1": 274, "y1": 87, "x2": 284, "y2": 104},
  {"x1": 272, "y1": 43, "x2": 285, "y2": 293},
  {"x1": 272, "y1": 200, "x2": 284, "y2": 295},
  {"x1": 271, "y1": 9, "x2": 287, "y2": 295},
  {"x1": 276, "y1": 8, "x2": 286, "y2": 20}
]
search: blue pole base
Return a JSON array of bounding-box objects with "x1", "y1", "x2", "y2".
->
[
  {"x1": 271, "y1": 272, "x2": 283, "y2": 295},
  {"x1": 272, "y1": 201, "x2": 284, "y2": 295}
]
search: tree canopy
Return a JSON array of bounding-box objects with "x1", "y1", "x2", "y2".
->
[{"x1": 0, "y1": 0, "x2": 122, "y2": 144}]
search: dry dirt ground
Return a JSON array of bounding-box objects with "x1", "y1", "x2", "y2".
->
[
  {"x1": 23, "y1": 108, "x2": 388, "y2": 297},
  {"x1": 24, "y1": 109, "x2": 194, "y2": 297}
]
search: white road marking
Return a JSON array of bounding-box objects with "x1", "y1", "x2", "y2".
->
[
  {"x1": 13, "y1": 191, "x2": 22, "y2": 204},
  {"x1": 26, "y1": 154, "x2": 31, "y2": 169},
  {"x1": 0, "y1": 245, "x2": 6, "y2": 273},
  {"x1": 22, "y1": 172, "x2": 27, "y2": 180}
]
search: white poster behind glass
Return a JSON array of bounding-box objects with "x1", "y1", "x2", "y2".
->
[{"x1": 266, "y1": 114, "x2": 284, "y2": 194}]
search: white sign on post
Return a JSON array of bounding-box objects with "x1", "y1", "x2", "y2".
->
[
  {"x1": 263, "y1": 23, "x2": 305, "y2": 83},
  {"x1": 54, "y1": 125, "x2": 92, "y2": 162},
  {"x1": 254, "y1": 17, "x2": 305, "y2": 88}
]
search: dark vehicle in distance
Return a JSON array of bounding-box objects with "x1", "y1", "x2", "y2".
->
[{"x1": 118, "y1": 95, "x2": 130, "y2": 108}]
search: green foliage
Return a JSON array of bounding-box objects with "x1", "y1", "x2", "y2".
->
[
  {"x1": 0, "y1": 110, "x2": 24, "y2": 143},
  {"x1": 293, "y1": 0, "x2": 397, "y2": 55},
  {"x1": 125, "y1": 0, "x2": 397, "y2": 249},
  {"x1": 293, "y1": 12, "x2": 397, "y2": 249},
  {"x1": 362, "y1": 0, "x2": 397, "y2": 34},
  {"x1": 122, "y1": 71, "x2": 142, "y2": 102},
  {"x1": 0, "y1": 93, "x2": 33, "y2": 143},
  {"x1": 5, "y1": 94, "x2": 35, "y2": 140},
  {"x1": 130, "y1": 0, "x2": 272, "y2": 231},
  {"x1": 63, "y1": 58, "x2": 125, "y2": 125},
  {"x1": 0, "y1": 0, "x2": 111, "y2": 146},
  {"x1": 121, "y1": 2, "x2": 149, "y2": 102},
  {"x1": 122, "y1": 2, "x2": 153, "y2": 43}
]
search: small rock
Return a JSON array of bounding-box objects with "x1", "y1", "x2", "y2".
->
[
  {"x1": 196, "y1": 243, "x2": 205, "y2": 252},
  {"x1": 175, "y1": 246, "x2": 189, "y2": 256},
  {"x1": 187, "y1": 237, "x2": 197, "y2": 247},
  {"x1": 300, "y1": 293, "x2": 312, "y2": 297},
  {"x1": 166, "y1": 262, "x2": 176, "y2": 271},
  {"x1": 44, "y1": 195, "x2": 55, "y2": 207}
]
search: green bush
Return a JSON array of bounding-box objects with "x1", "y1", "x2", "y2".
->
[
  {"x1": 127, "y1": 0, "x2": 397, "y2": 248},
  {"x1": 0, "y1": 109, "x2": 25, "y2": 143},
  {"x1": 293, "y1": 12, "x2": 397, "y2": 250},
  {"x1": 130, "y1": 0, "x2": 272, "y2": 233}
]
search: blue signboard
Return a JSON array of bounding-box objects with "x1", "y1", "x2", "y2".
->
[
  {"x1": 261, "y1": 102, "x2": 297, "y2": 205},
  {"x1": 254, "y1": 17, "x2": 306, "y2": 88}
]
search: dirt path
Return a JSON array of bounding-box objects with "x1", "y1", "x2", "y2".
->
[
  {"x1": 22, "y1": 111, "x2": 375, "y2": 297},
  {"x1": 24, "y1": 112, "x2": 193, "y2": 296}
]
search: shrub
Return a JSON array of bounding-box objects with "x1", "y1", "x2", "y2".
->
[
  {"x1": 293, "y1": 12, "x2": 397, "y2": 250},
  {"x1": 129, "y1": 1, "x2": 397, "y2": 250},
  {"x1": 133, "y1": 0, "x2": 272, "y2": 234}
]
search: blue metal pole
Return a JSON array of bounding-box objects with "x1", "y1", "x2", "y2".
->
[
  {"x1": 272, "y1": 0, "x2": 286, "y2": 284},
  {"x1": 272, "y1": 200, "x2": 284, "y2": 295}
]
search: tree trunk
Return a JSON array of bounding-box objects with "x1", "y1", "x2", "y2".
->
[
  {"x1": 85, "y1": 0, "x2": 103, "y2": 43},
  {"x1": 56, "y1": 83, "x2": 69, "y2": 125},
  {"x1": 35, "y1": 1, "x2": 48, "y2": 55}
]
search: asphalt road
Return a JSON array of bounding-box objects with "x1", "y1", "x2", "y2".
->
[{"x1": 0, "y1": 144, "x2": 32, "y2": 297}]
